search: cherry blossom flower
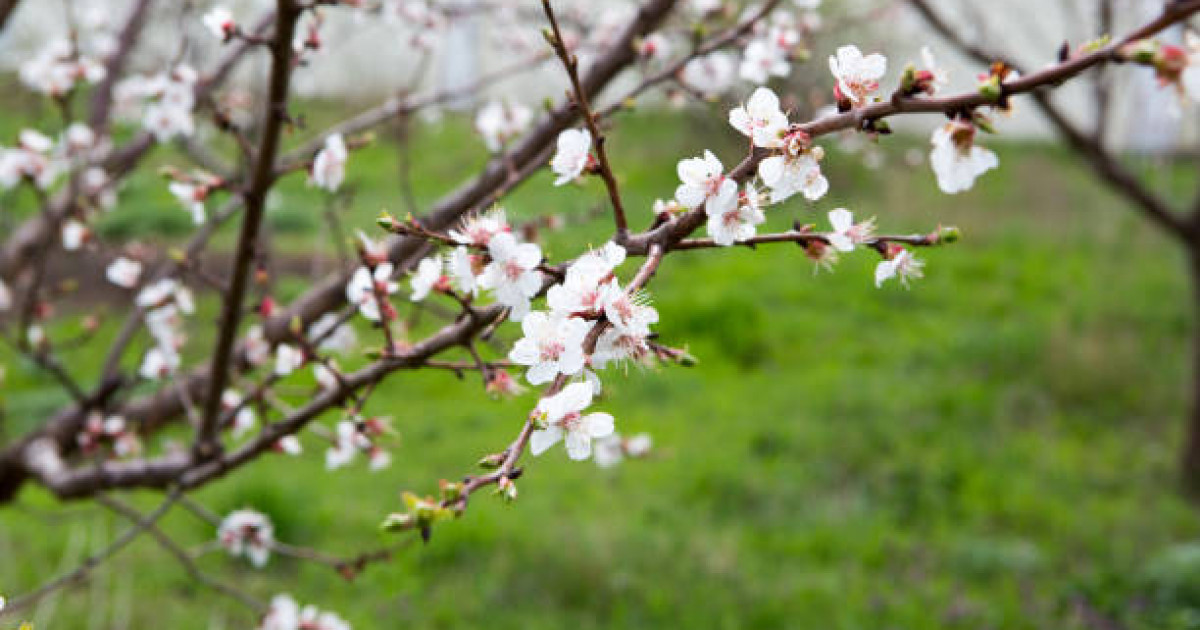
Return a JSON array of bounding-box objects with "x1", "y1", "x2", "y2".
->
[
  {"x1": 137, "y1": 279, "x2": 195, "y2": 314},
  {"x1": 1183, "y1": 32, "x2": 1200, "y2": 102},
  {"x1": 325, "y1": 420, "x2": 360, "y2": 470},
  {"x1": 346, "y1": 262, "x2": 398, "y2": 321},
  {"x1": 875, "y1": 248, "x2": 925, "y2": 288},
  {"x1": 222, "y1": 389, "x2": 256, "y2": 438},
  {"x1": 550, "y1": 128, "x2": 592, "y2": 186},
  {"x1": 758, "y1": 145, "x2": 828, "y2": 203},
  {"x1": 826, "y1": 208, "x2": 875, "y2": 252},
  {"x1": 729, "y1": 87, "x2": 789, "y2": 149},
  {"x1": 309, "y1": 313, "x2": 356, "y2": 354},
  {"x1": 486, "y1": 371, "x2": 526, "y2": 398},
  {"x1": 168, "y1": 181, "x2": 208, "y2": 224},
  {"x1": 638, "y1": 32, "x2": 672, "y2": 61},
  {"x1": 0, "y1": 280, "x2": 10, "y2": 311},
  {"x1": 706, "y1": 182, "x2": 766, "y2": 246},
  {"x1": 261, "y1": 594, "x2": 348, "y2": 630},
  {"x1": 203, "y1": 7, "x2": 236, "y2": 41},
  {"x1": 594, "y1": 432, "x2": 653, "y2": 467},
  {"x1": 106, "y1": 257, "x2": 142, "y2": 288},
  {"x1": 218, "y1": 509, "x2": 274, "y2": 568},
  {"x1": 311, "y1": 133, "x2": 348, "y2": 192},
  {"x1": 0, "y1": 130, "x2": 59, "y2": 190},
  {"x1": 920, "y1": 46, "x2": 949, "y2": 92},
  {"x1": 929, "y1": 120, "x2": 998, "y2": 194},
  {"x1": 739, "y1": 39, "x2": 790, "y2": 85},
  {"x1": 19, "y1": 38, "x2": 106, "y2": 97},
  {"x1": 675, "y1": 150, "x2": 736, "y2": 209},
  {"x1": 829, "y1": 45, "x2": 887, "y2": 105},
  {"x1": 475, "y1": 100, "x2": 532, "y2": 152},
  {"x1": 448, "y1": 246, "x2": 479, "y2": 297},
  {"x1": 450, "y1": 207, "x2": 509, "y2": 247},
  {"x1": 274, "y1": 344, "x2": 305, "y2": 376},
  {"x1": 62, "y1": 220, "x2": 88, "y2": 250},
  {"x1": 478, "y1": 232, "x2": 542, "y2": 321},
  {"x1": 602, "y1": 280, "x2": 659, "y2": 335},
  {"x1": 409, "y1": 254, "x2": 444, "y2": 302},
  {"x1": 139, "y1": 346, "x2": 180, "y2": 380},
  {"x1": 680, "y1": 51, "x2": 737, "y2": 96},
  {"x1": 245, "y1": 324, "x2": 271, "y2": 366},
  {"x1": 530, "y1": 381, "x2": 614, "y2": 461},
  {"x1": 547, "y1": 242, "x2": 626, "y2": 315},
  {"x1": 591, "y1": 326, "x2": 652, "y2": 369},
  {"x1": 508, "y1": 311, "x2": 592, "y2": 385},
  {"x1": 275, "y1": 435, "x2": 302, "y2": 456}
]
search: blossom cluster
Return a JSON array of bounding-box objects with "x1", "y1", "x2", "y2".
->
[
  {"x1": 114, "y1": 65, "x2": 199, "y2": 143},
  {"x1": 259, "y1": 594, "x2": 350, "y2": 630},
  {"x1": 219, "y1": 509, "x2": 275, "y2": 568}
]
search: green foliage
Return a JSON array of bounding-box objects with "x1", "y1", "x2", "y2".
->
[{"x1": 0, "y1": 110, "x2": 1196, "y2": 629}]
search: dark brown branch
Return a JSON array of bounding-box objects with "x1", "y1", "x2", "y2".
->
[{"x1": 195, "y1": 0, "x2": 303, "y2": 459}]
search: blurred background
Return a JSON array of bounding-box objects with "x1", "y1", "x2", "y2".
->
[{"x1": 1, "y1": 1, "x2": 1199, "y2": 629}]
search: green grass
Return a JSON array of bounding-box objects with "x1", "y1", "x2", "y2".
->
[{"x1": 2, "y1": 105, "x2": 1200, "y2": 630}]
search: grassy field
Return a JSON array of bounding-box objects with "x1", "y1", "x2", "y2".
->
[{"x1": 2, "y1": 107, "x2": 1200, "y2": 629}]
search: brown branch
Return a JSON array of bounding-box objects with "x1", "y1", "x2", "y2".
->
[
  {"x1": 543, "y1": 0, "x2": 629, "y2": 240},
  {"x1": 905, "y1": 0, "x2": 1195, "y2": 240},
  {"x1": 195, "y1": 0, "x2": 304, "y2": 459}
]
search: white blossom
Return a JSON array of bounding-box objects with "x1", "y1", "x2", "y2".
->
[
  {"x1": 529, "y1": 381, "x2": 614, "y2": 461},
  {"x1": 550, "y1": 128, "x2": 592, "y2": 186},
  {"x1": 450, "y1": 207, "x2": 509, "y2": 247},
  {"x1": 139, "y1": 346, "x2": 180, "y2": 380},
  {"x1": 223, "y1": 389, "x2": 256, "y2": 438},
  {"x1": 311, "y1": 133, "x2": 348, "y2": 192},
  {"x1": 729, "y1": 87, "x2": 789, "y2": 149},
  {"x1": 325, "y1": 421, "x2": 359, "y2": 470},
  {"x1": 346, "y1": 263, "x2": 398, "y2": 321},
  {"x1": 62, "y1": 220, "x2": 88, "y2": 250},
  {"x1": 274, "y1": 344, "x2": 304, "y2": 376},
  {"x1": 826, "y1": 208, "x2": 875, "y2": 252},
  {"x1": 675, "y1": 150, "x2": 736, "y2": 209},
  {"x1": 218, "y1": 509, "x2": 274, "y2": 568},
  {"x1": 508, "y1": 311, "x2": 592, "y2": 385},
  {"x1": 203, "y1": 7, "x2": 235, "y2": 41},
  {"x1": 168, "y1": 182, "x2": 207, "y2": 224},
  {"x1": 758, "y1": 147, "x2": 828, "y2": 203},
  {"x1": 739, "y1": 39, "x2": 790, "y2": 85},
  {"x1": 478, "y1": 232, "x2": 542, "y2": 321},
  {"x1": 0, "y1": 280, "x2": 10, "y2": 311},
  {"x1": 448, "y1": 246, "x2": 479, "y2": 297},
  {"x1": 706, "y1": 183, "x2": 765, "y2": 246},
  {"x1": 245, "y1": 324, "x2": 271, "y2": 366},
  {"x1": 680, "y1": 51, "x2": 737, "y2": 96},
  {"x1": 309, "y1": 313, "x2": 356, "y2": 354},
  {"x1": 106, "y1": 257, "x2": 142, "y2": 288},
  {"x1": 829, "y1": 45, "x2": 887, "y2": 105},
  {"x1": 875, "y1": 249, "x2": 925, "y2": 288},
  {"x1": 929, "y1": 121, "x2": 998, "y2": 194},
  {"x1": 409, "y1": 255, "x2": 444, "y2": 302},
  {"x1": 475, "y1": 101, "x2": 532, "y2": 152}
]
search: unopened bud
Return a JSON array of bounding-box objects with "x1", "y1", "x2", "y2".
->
[
  {"x1": 377, "y1": 211, "x2": 399, "y2": 232},
  {"x1": 478, "y1": 452, "x2": 506, "y2": 469},
  {"x1": 936, "y1": 226, "x2": 961, "y2": 244},
  {"x1": 977, "y1": 75, "x2": 1002, "y2": 101},
  {"x1": 380, "y1": 512, "x2": 414, "y2": 532}
]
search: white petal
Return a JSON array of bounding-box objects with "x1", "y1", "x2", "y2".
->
[{"x1": 530, "y1": 426, "x2": 563, "y2": 456}]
